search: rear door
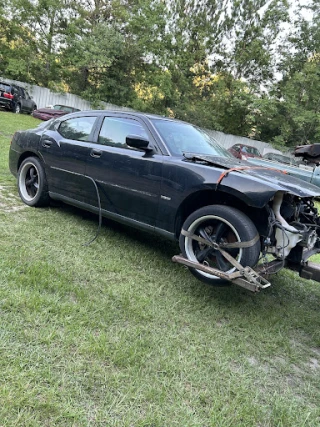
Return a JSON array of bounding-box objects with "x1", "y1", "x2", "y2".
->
[
  {"x1": 85, "y1": 115, "x2": 163, "y2": 226},
  {"x1": 39, "y1": 114, "x2": 99, "y2": 204}
]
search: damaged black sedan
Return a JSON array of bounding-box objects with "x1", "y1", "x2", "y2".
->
[{"x1": 9, "y1": 111, "x2": 320, "y2": 291}]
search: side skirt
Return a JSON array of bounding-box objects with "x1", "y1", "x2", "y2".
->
[{"x1": 49, "y1": 192, "x2": 176, "y2": 241}]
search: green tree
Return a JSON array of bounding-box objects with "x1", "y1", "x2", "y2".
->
[
  {"x1": 270, "y1": 58, "x2": 320, "y2": 147},
  {"x1": 219, "y1": 0, "x2": 289, "y2": 87},
  {"x1": 263, "y1": 0, "x2": 320, "y2": 147},
  {"x1": 7, "y1": 0, "x2": 77, "y2": 86}
]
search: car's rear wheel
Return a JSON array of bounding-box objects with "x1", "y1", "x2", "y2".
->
[
  {"x1": 179, "y1": 205, "x2": 261, "y2": 286},
  {"x1": 18, "y1": 157, "x2": 50, "y2": 207},
  {"x1": 13, "y1": 103, "x2": 21, "y2": 114}
]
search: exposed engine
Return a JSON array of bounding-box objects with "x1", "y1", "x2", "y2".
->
[{"x1": 264, "y1": 191, "x2": 320, "y2": 260}]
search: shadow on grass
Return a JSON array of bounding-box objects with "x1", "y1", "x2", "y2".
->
[{"x1": 51, "y1": 202, "x2": 320, "y2": 308}]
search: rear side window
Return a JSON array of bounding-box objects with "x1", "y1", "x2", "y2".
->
[
  {"x1": 98, "y1": 117, "x2": 148, "y2": 148},
  {"x1": 0, "y1": 83, "x2": 11, "y2": 93},
  {"x1": 58, "y1": 116, "x2": 97, "y2": 141}
]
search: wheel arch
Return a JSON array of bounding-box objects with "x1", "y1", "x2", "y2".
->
[
  {"x1": 16, "y1": 151, "x2": 44, "y2": 172},
  {"x1": 174, "y1": 189, "x2": 268, "y2": 239},
  {"x1": 17, "y1": 156, "x2": 50, "y2": 207},
  {"x1": 179, "y1": 204, "x2": 261, "y2": 286}
]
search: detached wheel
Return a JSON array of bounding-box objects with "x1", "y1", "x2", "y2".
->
[
  {"x1": 18, "y1": 157, "x2": 50, "y2": 207},
  {"x1": 179, "y1": 205, "x2": 261, "y2": 286}
]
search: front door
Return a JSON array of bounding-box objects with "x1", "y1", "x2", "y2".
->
[{"x1": 85, "y1": 115, "x2": 162, "y2": 226}]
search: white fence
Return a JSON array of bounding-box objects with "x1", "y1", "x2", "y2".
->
[
  {"x1": 204, "y1": 129, "x2": 276, "y2": 155},
  {"x1": 0, "y1": 76, "x2": 132, "y2": 112},
  {"x1": 1, "y1": 76, "x2": 279, "y2": 154}
]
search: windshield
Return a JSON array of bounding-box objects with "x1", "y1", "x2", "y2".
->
[
  {"x1": 244, "y1": 146, "x2": 261, "y2": 156},
  {"x1": 151, "y1": 119, "x2": 232, "y2": 157}
]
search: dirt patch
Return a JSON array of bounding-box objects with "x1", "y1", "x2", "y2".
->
[
  {"x1": 0, "y1": 130, "x2": 14, "y2": 138},
  {"x1": 309, "y1": 357, "x2": 319, "y2": 370},
  {"x1": 311, "y1": 347, "x2": 320, "y2": 357},
  {"x1": 0, "y1": 185, "x2": 26, "y2": 212}
]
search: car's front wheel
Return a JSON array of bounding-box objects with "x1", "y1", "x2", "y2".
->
[
  {"x1": 179, "y1": 205, "x2": 261, "y2": 286},
  {"x1": 18, "y1": 157, "x2": 50, "y2": 207}
]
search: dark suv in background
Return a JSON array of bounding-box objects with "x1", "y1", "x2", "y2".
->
[{"x1": 0, "y1": 81, "x2": 37, "y2": 114}]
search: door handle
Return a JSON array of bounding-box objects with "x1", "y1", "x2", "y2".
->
[
  {"x1": 42, "y1": 139, "x2": 53, "y2": 148},
  {"x1": 90, "y1": 149, "x2": 102, "y2": 158}
]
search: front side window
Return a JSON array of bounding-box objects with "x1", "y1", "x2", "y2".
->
[
  {"x1": 24, "y1": 90, "x2": 31, "y2": 100},
  {"x1": 58, "y1": 116, "x2": 97, "y2": 141},
  {"x1": 98, "y1": 117, "x2": 148, "y2": 148}
]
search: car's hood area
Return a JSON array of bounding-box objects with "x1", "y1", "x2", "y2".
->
[
  {"x1": 183, "y1": 154, "x2": 320, "y2": 198},
  {"x1": 247, "y1": 156, "x2": 309, "y2": 173}
]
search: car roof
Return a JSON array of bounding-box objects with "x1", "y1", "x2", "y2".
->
[
  {"x1": 0, "y1": 81, "x2": 13, "y2": 87},
  {"x1": 68, "y1": 109, "x2": 183, "y2": 123},
  {"x1": 11, "y1": 83, "x2": 24, "y2": 89},
  {"x1": 241, "y1": 144, "x2": 257, "y2": 148}
]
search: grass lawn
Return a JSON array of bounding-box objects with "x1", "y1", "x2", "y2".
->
[{"x1": 0, "y1": 110, "x2": 319, "y2": 426}]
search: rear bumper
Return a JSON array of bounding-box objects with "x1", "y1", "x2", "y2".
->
[
  {"x1": 0, "y1": 98, "x2": 12, "y2": 109},
  {"x1": 9, "y1": 146, "x2": 19, "y2": 176}
]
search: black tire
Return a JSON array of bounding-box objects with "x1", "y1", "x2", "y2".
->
[
  {"x1": 17, "y1": 157, "x2": 50, "y2": 207},
  {"x1": 179, "y1": 205, "x2": 261, "y2": 286},
  {"x1": 13, "y1": 103, "x2": 21, "y2": 114}
]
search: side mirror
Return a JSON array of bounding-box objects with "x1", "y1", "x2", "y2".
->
[{"x1": 126, "y1": 134, "x2": 152, "y2": 152}]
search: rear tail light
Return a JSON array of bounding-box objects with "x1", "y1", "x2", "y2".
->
[{"x1": 3, "y1": 92, "x2": 14, "y2": 100}]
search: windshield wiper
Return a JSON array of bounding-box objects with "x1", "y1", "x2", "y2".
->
[{"x1": 183, "y1": 152, "x2": 236, "y2": 168}]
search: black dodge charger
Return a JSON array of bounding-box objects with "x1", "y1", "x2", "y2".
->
[{"x1": 9, "y1": 110, "x2": 320, "y2": 291}]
